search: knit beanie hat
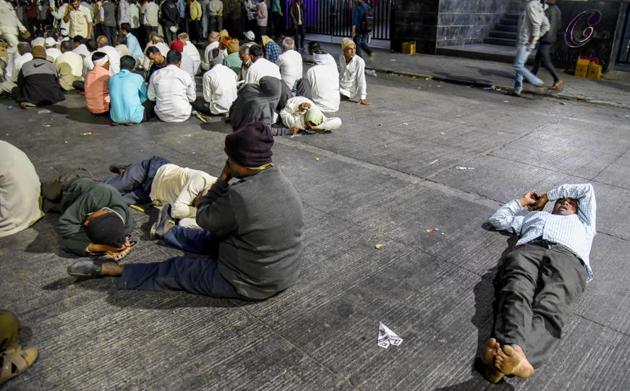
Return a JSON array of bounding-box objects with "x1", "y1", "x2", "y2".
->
[
  {"x1": 31, "y1": 45, "x2": 47, "y2": 59},
  {"x1": 170, "y1": 39, "x2": 184, "y2": 53},
  {"x1": 244, "y1": 31, "x2": 255, "y2": 42},
  {"x1": 305, "y1": 107, "x2": 324, "y2": 126},
  {"x1": 341, "y1": 37, "x2": 355, "y2": 51},
  {"x1": 225, "y1": 122, "x2": 274, "y2": 168},
  {"x1": 86, "y1": 212, "x2": 126, "y2": 248}
]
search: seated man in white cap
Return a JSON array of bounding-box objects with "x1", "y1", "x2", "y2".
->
[
  {"x1": 280, "y1": 96, "x2": 342, "y2": 135},
  {"x1": 339, "y1": 37, "x2": 368, "y2": 105},
  {"x1": 178, "y1": 32, "x2": 201, "y2": 75},
  {"x1": 83, "y1": 52, "x2": 111, "y2": 115},
  {"x1": 44, "y1": 37, "x2": 62, "y2": 62},
  {"x1": 242, "y1": 44, "x2": 280, "y2": 86}
]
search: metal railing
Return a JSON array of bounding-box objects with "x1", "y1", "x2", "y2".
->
[{"x1": 286, "y1": 0, "x2": 392, "y2": 41}]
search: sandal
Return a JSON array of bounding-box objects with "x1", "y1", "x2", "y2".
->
[{"x1": 0, "y1": 347, "x2": 38, "y2": 385}]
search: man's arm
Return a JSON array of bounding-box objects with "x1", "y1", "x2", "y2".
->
[
  {"x1": 195, "y1": 165, "x2": 237, "y2": 237},
  {"x1": 488, "y1": 192, "x2": 539, "y2": 233},
  {"x1": 147, "y1": 77, "x2": 156, "y2": 101},
  {"x1": 280, "y1": 101, "x2": 303, "y2": 130},
  {"x1": 547, "y1": 183, "x2": 596, "y2": 233},
  {"x1": 356, "y1": 58, "x2": 367, "y2": 100},
  {"x1": 186, "y1": 75, "x2": 196, "y2": 102}
]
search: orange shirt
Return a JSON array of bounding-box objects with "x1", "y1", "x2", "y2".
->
[{"x1": 85, "y1": 66, "x2": 111, "y2": 114}]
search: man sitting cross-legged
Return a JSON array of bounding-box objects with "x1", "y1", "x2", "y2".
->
[
  {"x1": 103, "y1": 156, "x2": 216, "y2": 228},
  {"x1": 41, "y1": 174, "x2": 134, "y2": 261},
  {"x1": 69, "y1": 122, "x2": 304, "y2": 301},
  {"x1": 483, "y1": 183, "x2": 596, "y2": 383}
]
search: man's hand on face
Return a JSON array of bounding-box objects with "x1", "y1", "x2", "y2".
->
[
  {"x1": 519, "y1": 191, "x2": 539, "y2": 208},
  {"x1": 192, "y1": 191, "x2": 206, "y2": 208},
  {"x1": 298, "y1": 102, "x2": 310, "y2": 111},
  {"x1": 219, "y1": 160, "x2": 232, "y2": 182},
  {"x1": 530, "y1": 193, "x2": 549, "y2": 211}
]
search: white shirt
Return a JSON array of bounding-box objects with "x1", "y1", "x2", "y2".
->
[
  {"x1": 339, "y1": 54, "x2": 367, "y2": 100},
  {"x1": 6, "y1": 52, "x2": 33, "y2": 82},
  {"x1": 67, "y1": 6, "x2": 93, "y2": 38},
  {"x1": 96, "y1": 45, "x2": 120, "y2": 73},
  {"x1": 280, "y1": 96, "x2": 343, "y2": 132},
  {"x1": 118, "y1": 0, "x2": 130, "y2": 25},
  {"x1": 129, "y1": 3, "x2": 140, "y2": 28},
  {"x1": 150, "y1": 164, "x2": 217, "y2": 219},
  {"x1": 0, "y1": 0, "x2": 27, "y2": 35},
  {"x1": 148, "y1": 64, "x2": 196, "y2": 122},
  {"x1": 83, "y1": 52, "x2": 94, "y2": 76},
  {"x1": 277, "y1": 49, "x2": 303, "y2": 90},
  {"x1": 73, "y1": 44, "x2": 91, "y2": 59},
  {"x1": 183, "y1": 41, "x2": 201, "y2": 75},
  {"x1": 142, "y1": 1, "x2": 160, "y2": 27},
  {"x1": 243, "y1": 57, "x2": 281, "y2": 85},
  {"x1": 46, "y1": 47, "x2": 62, "y2": 63},
  {"x1": 202, "y1": 64, "x2": 237, "y2": 115},
  {"x1": 180, "y1": 52, "x2": 196, "y2": 79},
  {"x1": 305, "y1": 53, "x2": 339, "y2": 113},
  {"x1": 202, "y1": 41, "x2": 220, "y2": 69},
  {"x1": 55, "y1": 51, "x2": 84, "y2": 77},
  {"x1": 208, "y1": 0, "x2": 222, "y2": 15}
]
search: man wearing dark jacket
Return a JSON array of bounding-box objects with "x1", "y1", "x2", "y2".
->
[
  {"x1": 160, "y1": 0, "x2": 180, "y2": 44},
  {"x1": 531, "y1": 0, "x2": 563, "y2": 90},
  {"x1": 42, "y1": 175, "x2": 134, "y2": 260},
  {"x1": 68, "y1": 122, "x2": 305, "y2": 301},
  {"x1": 13, "y1": 45, "x2": 65, "y2": 109}
]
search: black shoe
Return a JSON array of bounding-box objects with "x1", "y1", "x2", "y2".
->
[
  {"x1": 150, "y1": 204, "x2": 173, "y2": 239},
  {"x1": 67, "y1": 259, "x2": 104, "y2": 278}
]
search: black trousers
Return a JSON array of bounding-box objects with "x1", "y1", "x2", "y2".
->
[
  {"x1": 493, "y1": 241, "x2": 586, "y2": 367},
  {"x1": 294, "y1": 24, "x2": 305, "y2": 49},
  {"x1": 531, "y1": 43, "x2": 560, "y2": 83}
]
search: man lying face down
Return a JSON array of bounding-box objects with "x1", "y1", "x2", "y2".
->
[
  {"x1": 41, "y1": 176, "x2": 134, "y2": 260},
  {"x1": 68, "y1": 122, "x2": 305, "y2": 301}
]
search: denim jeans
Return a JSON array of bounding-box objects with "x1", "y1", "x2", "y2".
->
[
  {"x1": 354, "y1": 32, "x2": 372, "y2": 58},
  {"x1": 103, "y1": 156, "x2": 169, "y2": 205},
  {"x1": 163, "y1": 225, "x2": 216, "y2": 254},
  {"x1": 513, "y1": 43, "x2": 543, "y2": 93}
]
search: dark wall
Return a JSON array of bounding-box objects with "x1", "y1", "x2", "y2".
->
[
  {"x1": 436, "y1": 0, "x2": 511, "y2": 47},
  {"x1": 553, "y1": 0, "x2": 623, "y2": 72},
  {"x1": 391, "y1": 0, "x2": 440, "y2": 54}
]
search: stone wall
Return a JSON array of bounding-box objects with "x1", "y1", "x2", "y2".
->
[
  {"x1": 436, "y1": 0, "x2": 512, "y2": 47},
  {"x1": 391, "y1": 0, "x2": 440, "y2": 54}
]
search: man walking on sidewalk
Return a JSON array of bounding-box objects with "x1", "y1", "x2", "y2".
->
[
  {"x1": 513, "y1": 0, "x2": 549, "y2": 96},
  {"x1": 531, "y1": 0, "x2": 563, "y2": 91},
  {"x1": 352, "y1": 0, "x2": 373, "y2": 61}
]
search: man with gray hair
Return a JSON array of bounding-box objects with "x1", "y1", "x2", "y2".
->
[
  {"x1": 1, "y1": 42, "x2": 32, "y2": 94},
  {"x1": 276, "y1": 36, "x2": 302, "y2": 91}
]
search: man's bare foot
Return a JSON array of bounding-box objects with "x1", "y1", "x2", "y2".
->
[
  {"x1": 482, "y1": 338, "x2": 505, "y2": 383},
  {"x1": 495, "y1": 344, "x2": 535, "y2": 379},
  {"x1": 100, "y1": 262, "x2": 124, "y2": 277}
]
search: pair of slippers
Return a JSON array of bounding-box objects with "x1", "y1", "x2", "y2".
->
[{"x1": 0, "y1": 345, "x2": 38, "y2": 385}]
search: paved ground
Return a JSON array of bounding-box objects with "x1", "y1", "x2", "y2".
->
[
  {"x1": 313, "y1": 41, "x2": 630, "y2": 109},
  {"x1": 1, "y1": 68, "x2": 630, "y2": 390}
]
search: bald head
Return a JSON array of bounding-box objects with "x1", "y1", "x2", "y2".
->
[{"x1": 97, "y1": 35, "x2": 109, "y2": 48}]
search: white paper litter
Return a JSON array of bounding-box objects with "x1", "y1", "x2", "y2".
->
[
  {"x1": 378, "y1": 322, "x2": 403, "y2": 349},
  {"x1": 455, "y1": 166, "x2": 475, "y2": 170}
]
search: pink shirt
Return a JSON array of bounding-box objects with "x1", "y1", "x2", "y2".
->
[
  {"x1": 85, "y1": 66, "x2": 111, "y2": 114},
  {"x1": 256, "y1": 2, "x2": 268, "y2": 27}
]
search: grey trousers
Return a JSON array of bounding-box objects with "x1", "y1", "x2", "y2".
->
[{"x1": 493, "y1": 241, "x2": 587, "y2": 367}]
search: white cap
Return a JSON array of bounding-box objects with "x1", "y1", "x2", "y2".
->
[
  {"x1": 31, "y1": 37, "x2": 45, "y2": 47},
  {"x1": 44, "y1": 37, "x2": 57, "y2": 48},
  {"x1": 244, "y1": 31, "x2": 255, "y2": 41}
]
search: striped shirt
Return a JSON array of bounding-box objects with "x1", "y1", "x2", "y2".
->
[{"x1": 489, "y1": 183, "x2": 596, "y2": 281}]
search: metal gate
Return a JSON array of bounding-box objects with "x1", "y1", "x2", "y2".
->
[
  {"x1": 616, "y1": 4, "x2": 630, "y2": 65},
  {"x1": 286, "y1": 0, "x2": 392, "y2": 41}
]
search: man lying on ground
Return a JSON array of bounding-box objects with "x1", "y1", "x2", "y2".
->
[
  {"x1": 42, "y1": 175, "x2": 134, "y2": 260},
  {"x1": 280, "y1": 96, "x2": 342, "y2": 135},
  {"x1": 69, "y1": 122, "x2": 304, "y2": 301},
  {"x1": 483, "y1": 183, "x2": 596, "y2": 383},
  {"x1": 104, "y1": 156, "x2": 216, "y2": 228}
]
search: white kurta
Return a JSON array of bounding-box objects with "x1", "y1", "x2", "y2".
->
[
  {"x1": 339, "y1": 54, "x2": 367, "y2": 100},
  {"x1": 202, "y1": 63, "x2": 238, "y2": 115},
  {"x1": 243, "y1": 57, "x2": 281, "y2": 85},
  {"x1": 183, "y1": 42, "x2": 201, "y2": 75},
  {"x1": 277, "y1": 49, "x2": 303, "y2": 90},
  {"x1": 0, "y1": 141, "x2": 44, "y2": 238},
  {"x1": 280, "y1": 96, "x2": 342, "y2": 132},
  {"x1": 148, "y1": 64, "x2": 196, "y2": 122},
  {"x1": 95, "y1": 45, "x2": 120, "y2": 73},
  {"x1": 305, "y1": 53, "x2": 339, "y2": 113},
  {"x1": 150, "y1": 164, "x2": 217, "y2": 219}
]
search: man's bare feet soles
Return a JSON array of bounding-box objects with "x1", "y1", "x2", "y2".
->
[
  {"x1": 495, "y1": 344, "x2": 535, "y2": 379},
  {"x1": 482, "y1": 338, "x2": 505, "y2": 383}
]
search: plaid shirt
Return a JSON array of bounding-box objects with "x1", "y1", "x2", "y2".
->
[{"x1": 265, "y1": 41, "x2": 282, "y2": 64}]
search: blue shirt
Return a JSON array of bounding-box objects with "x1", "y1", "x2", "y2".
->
[
  {"x1": 109, "y1": 70, "x2": 148, "y2": 124},
  {"x1": 265, "y1": 41, "x2": 282, "y2": 64},
  {"x1": 352, "y1": 3, "x2": 368, "y2": 31},
  {"x1": 125, "y1": 33, "x2": 144, "y2": 61},
  {"x1": 489, "y1": 183, "x2": 596, "y2": 281}
]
